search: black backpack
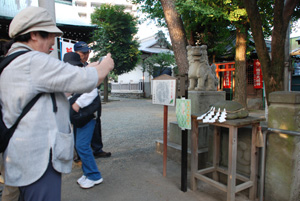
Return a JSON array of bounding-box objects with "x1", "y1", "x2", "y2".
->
[
  {"x1": 69, "y1": 93, "x2": 101, "y2": 128},
  {"x1": 0, "y1": 51, "x2": 42, "y2": 153}
]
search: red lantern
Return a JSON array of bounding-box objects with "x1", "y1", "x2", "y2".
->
[{"x1": 253, "y1": 59, "x2": 263, "y2": 89}]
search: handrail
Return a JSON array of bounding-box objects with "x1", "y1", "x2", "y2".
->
[{"x1": 267, "y1": 127, "x2": 300, "y2": 136}]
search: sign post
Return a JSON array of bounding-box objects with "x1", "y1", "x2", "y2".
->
[
  {"x1": 176, "y1": 74, "x2": 190, "y2": 192},
  {"x1": 176, "y1": 97, "x2": 191, "y2": 192},
  {"x1": 152, "y1": 74, "x2": 176, "y2": 177}
]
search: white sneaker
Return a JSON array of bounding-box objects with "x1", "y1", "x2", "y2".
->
[
  {"x1": 77, "y1": 175, "x2": 86, "y2": 185},
  {"x1": 80, "y1": 177, "x2": 103, "y2": 189}
]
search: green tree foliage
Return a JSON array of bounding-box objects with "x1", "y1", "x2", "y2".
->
[
  {"x1": 90, "y1": 4, "x2": 141, "y2": 75},
  {"x1": 143, "y1": 52, "x2": 176, "y2": 77},
  {"x1": 132, "y1": 0, "x2": 166, "y2": 26},
  {"x1": 155, "y1": 30, "x2": 171, "y2": 49},
  {"x1": 175, "y1": 0, "x2": 251, "y2": 61},
  {"x1": 132, "y1": 0, "x2": 234, "y2": 61}
]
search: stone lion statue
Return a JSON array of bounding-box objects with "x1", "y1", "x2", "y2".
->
[{"x1": 187, "y1": 45, "x2": 218, "y2": 91}]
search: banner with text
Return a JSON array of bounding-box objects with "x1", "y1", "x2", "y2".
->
[
  {"x1": 176, "y1": 98, "x2": 191, "y2": 130},
  {"x1": 59, "y1": 38, "x2": 77, "y2": 60},
  {"x1": 254, "y1": 59, "x2": 263, "y2": 89}
]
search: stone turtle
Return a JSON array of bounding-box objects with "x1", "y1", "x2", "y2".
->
[{"x1": 212, "y1": 100, "x2": 249, "y2": 119}]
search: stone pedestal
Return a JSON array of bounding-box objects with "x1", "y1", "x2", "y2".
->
[
  {"x1": 265, "y1": 91, "x2": 300, "y2": 201},
  {"x1": 188, "y1": 91, "x2": 226, "y2": 115}
]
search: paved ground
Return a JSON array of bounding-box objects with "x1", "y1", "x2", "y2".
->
[{"x1": 1, "y1": 97, "x2": 263, "y2": 201}]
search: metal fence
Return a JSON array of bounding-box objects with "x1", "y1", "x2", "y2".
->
[{"x1": 111, "y1": 82, "x2": 143, "y2": 92}]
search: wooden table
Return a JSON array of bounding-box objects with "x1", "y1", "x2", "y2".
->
[{"x1": 190, "y1": 115, "x2": 265, "y2": 201}]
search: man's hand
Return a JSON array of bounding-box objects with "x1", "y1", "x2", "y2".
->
[
  {"x1": 90, "y1": 53, "x2": 114, "y2": 86},
  {"x1": 100, "y1": 53, "x2": 114, "y2": 71},
  {"x1": 72, "y1": 102, "x2": 80, "y2": 113}
]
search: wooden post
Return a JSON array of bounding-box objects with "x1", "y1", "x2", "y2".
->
[
  {"x1": 181, "y1": 74, "x2": 188, "y2": 192},
  {"x1": 181, "y1": 129, "x2": 188, "y2": 191},
  {"x1": 190, "y1": 116, "x2": 199, "y2": 191},
  {"x1": 163, "y1": 105, "x2": 168, "y2": 177},
  {"x1": 152, "y1": 74, "x2": 176, "y2": 177},
  {"x1": 227, "y1": 126, "x2": 238, "y2": 201}
]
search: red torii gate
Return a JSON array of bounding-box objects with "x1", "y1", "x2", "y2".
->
[{"x1": 214, "y1": 62, "x2": 235, "y2": 90}]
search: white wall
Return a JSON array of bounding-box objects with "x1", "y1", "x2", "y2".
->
[{"x1": 118, "y1": 64, "x2": 151, "y2": 83}]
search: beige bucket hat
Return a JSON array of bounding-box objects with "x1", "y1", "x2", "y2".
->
[{"x1": 9, "y1": 6, "x2": 63, "y2": 38}]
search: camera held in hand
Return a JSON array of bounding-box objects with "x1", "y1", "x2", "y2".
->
[{"x1": 98, "y1": 56, "x2": 106, "y2": 64}]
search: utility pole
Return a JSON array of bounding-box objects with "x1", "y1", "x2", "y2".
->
[
  {"x1": 38, "y1": 0, "x2": 59, "y2": 59},
  {"x1": 284, "y1": 0, "x2": 291, "y2": 91}
]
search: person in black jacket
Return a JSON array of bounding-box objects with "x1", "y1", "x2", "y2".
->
[
  {"x1": 63, "y1": 51, "x2": 104, "y2": 189},
  {"x1": 74, "y1": 41, "x2": 111, "y2": 158}
]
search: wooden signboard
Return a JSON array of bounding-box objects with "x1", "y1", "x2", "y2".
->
[
  {"x1": 152, "y1": 74, "x2": 177, "y2": 177},
  {"x1": 152, "y1": 74, "x2": 176, "y2": 106}
]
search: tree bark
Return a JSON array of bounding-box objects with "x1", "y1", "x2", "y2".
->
[
  {"x1": 243, "y1": 0, "x2": 298, "y2": 105},
  {"x1": 160, "y1": 0, "x2": 189, "y2": 76},
  {"x1": 234, "y1": 26, "x2": 248, "y2": 108}
]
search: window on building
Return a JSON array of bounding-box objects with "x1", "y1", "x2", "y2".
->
[
  {"x1": 75, "y1": 2, "x2": 87, "y2": 7},
  {"x1": 79, "y1": 13, "x2": 87, "y2": 18},
  {"x1": 91, "y1": 2, "x2": 102, "y2": 8},
  {"x1": 247, "y1": 64, "x2": 254, "y2": 85},
  {"x1": 55, "y1": 0, "x2": 72, "y2": 4}
]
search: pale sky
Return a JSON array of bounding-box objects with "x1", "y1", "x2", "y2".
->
[
  {"x1": 290, "y1": 19, "x2": 300, "y2": 38},
  {"x1": 136, "y1": 19, "x2": 170, "y2": 41}
]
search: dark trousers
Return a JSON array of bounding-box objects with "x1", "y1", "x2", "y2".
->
[
  {"x1": 91, "y1": 118, "x2": 103, "y2": 153},
  {"x1": 19, "y1": 160, "x2": 61, "y2": 201},
  {"x1": 91, "y1": 98, "x2": 103, "y2": 153}
]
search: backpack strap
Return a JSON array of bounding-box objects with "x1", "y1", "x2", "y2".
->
[
  {"x1": 0, "y1": 50, "x2": 30, "y2": 74},
  {"x1": 50, "y1": 93, "x2": 57, "y2": 113},
  {"x1": 10, "y1": 93, "x2": 43, "y2": 132},
  {"x1": 9, "y1": 93, "x2": 57, "y2": 140}
]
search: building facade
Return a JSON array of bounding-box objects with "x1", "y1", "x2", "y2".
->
[{"x1": 72, "y1": 0, "x2": 137, "y2": 23}]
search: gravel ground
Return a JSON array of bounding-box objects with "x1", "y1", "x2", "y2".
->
[{"x1": 1, "y1": 97, "x2": 252, "y2": 201}]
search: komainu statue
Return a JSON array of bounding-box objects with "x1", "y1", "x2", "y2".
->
[{"x1": 187, "y1": 45, "x2": 218, "y2": 91}]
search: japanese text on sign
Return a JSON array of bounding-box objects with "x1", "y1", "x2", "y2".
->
[
  {"x1": 176, "y1": 99, "x2": 191, "y2": 130},
  {"x1": 152, "y1": 78, "x2": 176, "y2": 106},
  {"x1": 253, "y1": 59, "x2": 263, "y2": 89},
  {"x1": 223, "y1": 70, "x2": 231, "y2": 88}
]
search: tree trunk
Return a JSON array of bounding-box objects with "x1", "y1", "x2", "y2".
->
[
  {"x1": 103, "y1": 76, "x2": 109, "y2": 102},
  {"x1": 234, "y1": 26, "x2": 248, "y2": 108},
  {"x1": 243, "y1": 0, "x2": 298, "y2": 105},
  {"x1": 160, "y1": 0, "x2": 189, "y2": 76}
]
